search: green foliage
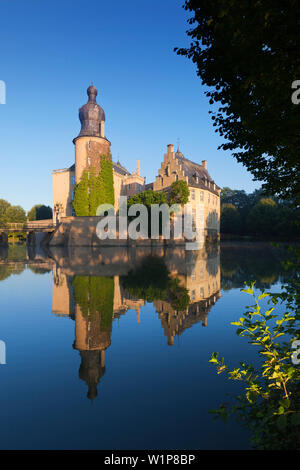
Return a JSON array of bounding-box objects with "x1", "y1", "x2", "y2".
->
[
  {"x1": 27, "y1": 204, "x2": 52, "y2": 221},
  {"x1": 176, "y1": 1, "x2": 300, "y2": 202},
  {"x1": 169, "y1": 180, "x2": 190, "y2": 206},
  {"x1": 5, "y1": 205, "x2": 26, "y2": 223},
  {"x1": 221, "y1": 187, "x2": 300, "y2": 239},
  {"x1": 73, "y1": 154, "x2": 114, "y2": 216},
  {"x1": 120, "y1": 256, "x2": 190, "y2": 310},
  {"x1": 0, "y1": 199, "x2": 11, "y2": 226},
  {"x1": 247, "y1": 199, "x2": 278, "y2": 237},
  {"x1": 127, "y1": 189, "x2": 168, "y2": 208},
  {"x1": 209, "y1": 275, "x2": 300, "y2": 449},
  {"x1": 73, "y1": 170, "x2": 90, "y2": 216},
  {"x1": 127, "y1": 190, "x2": 169, "y2": 237},
  {"x1": 98, "y1": 155, "x2": 115, "y2": 208},
  {"x1": 72, "y1": 275, "x2": 114, "y2": 330},
  {"x1": 221, "y1": 203, "x2": 241, "y2": 235}
]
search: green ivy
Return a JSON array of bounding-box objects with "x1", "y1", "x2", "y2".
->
[
  {"x1": 73, "y1": 171, "x2": 90, "y2": 216},
  {"x1": 73, "y1": 153, "x2": 114, "y2": 216}
]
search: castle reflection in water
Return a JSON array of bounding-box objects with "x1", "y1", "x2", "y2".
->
[{"x1": 50, "y1": 246, "x2": 221, "y2": 400}]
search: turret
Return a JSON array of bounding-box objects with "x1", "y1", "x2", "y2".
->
[{"x1": 73, "y1": 84, "x2": 111, "y2": 184}]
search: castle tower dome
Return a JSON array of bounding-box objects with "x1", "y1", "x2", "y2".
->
[{"x1": 77, "y1": 84, "x2": 105, "y2": 138}]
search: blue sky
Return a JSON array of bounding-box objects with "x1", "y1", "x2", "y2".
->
[{"x1": 0, "y1": 0, "x2": 260, "y2": 211}]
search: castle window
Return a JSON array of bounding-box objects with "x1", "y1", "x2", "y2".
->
[
  {"x1": 191, "y1": 189, "x2": 195, "y2": 200},
  {"x1": 88, "y1": 141, "x2": 91, "y2": 149},
  {"x1": 200, "y1": 191, "x2": 204, "y2": 201},
  {"x1": 88, "y1": 157, "x2": 91, "y2": 166},
  {"x1": 71, "y1": 175, "x2": 75, "y2": 185}
]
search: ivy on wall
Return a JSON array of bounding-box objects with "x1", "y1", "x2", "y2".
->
[
  {"x1": 73, "y1": 153, "x2": 115, "y2": 216},
  {"x1": 72, "y1": 275, "x2": 114, "y2": 331},
  {"x1": 98, "y1": 156, "x2": 115, "y2": 209},
  {"x1": 73, "y1": 171, "x2": 90, "y2": 216}
]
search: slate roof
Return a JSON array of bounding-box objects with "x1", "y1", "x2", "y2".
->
[
  {"x1": 112, "y1": 161, "x2": 131, "y2": 176},
  {"x1": 174, "y1": 149, "x2": 220, "y2": 195}
]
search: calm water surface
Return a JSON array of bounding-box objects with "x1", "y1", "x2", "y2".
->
[{"x1": 0, "y1": 242, "x2": 289, "y2": 449}]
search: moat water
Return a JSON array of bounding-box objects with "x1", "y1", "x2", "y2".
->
[{"x1": 0, "y1": 242, "x2": 290, "y2": 449}]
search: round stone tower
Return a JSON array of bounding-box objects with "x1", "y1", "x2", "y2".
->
[{"x1": 73, "y1": 84, "x2": 111, "y2": 183}]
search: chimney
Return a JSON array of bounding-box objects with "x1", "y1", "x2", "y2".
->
[
  {"x1": 167, "y1": 144, "x2": 174, "y2": 153},
  {"x1": 202, "y1": 160, "x2": 207, "y2": 169},
  {"x1": 136, "y1": 159, "x2": 140, "y2": 176}
]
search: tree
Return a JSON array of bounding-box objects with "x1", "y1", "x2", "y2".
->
[
  {"x1": 5, "y1": 205, "x2": 26, "y2": 223},
  {"x1": 220, "y1": 203, "x2": 241, "y2": 235},
  {"x1": 247, "y1": 198, "x2": 279, "y2": 237},
  {"x1": 127, "y1": 189, "x2": 168, "y2": 208},
  {"x1": 0, "y1": 199, "x2": 11, "y2": 226},
  {"x1": 169, "y1": 180, "x2": 190, "y2": 205},
  {"x1": 127, "y1": 190, "x2": 168, "y2": 237},
  {"x1": 28, "y1": 204, "x2": 52, "y2": 221},
  {"x1": 176, "y1": 1, "x2": 300, "y2": 202}
]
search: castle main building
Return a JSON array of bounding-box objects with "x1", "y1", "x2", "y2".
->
[{"x1": 52, "y1": 85, "x2": 220, "y2": 240}]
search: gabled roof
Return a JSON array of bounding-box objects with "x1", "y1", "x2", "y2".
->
[{"x1": 175, "y1": 149, "x2": 220, "y2": 195}]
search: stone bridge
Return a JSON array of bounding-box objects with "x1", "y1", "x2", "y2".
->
[{"x1": 0, "y1": 219, "x2": 56, "y2": 246}]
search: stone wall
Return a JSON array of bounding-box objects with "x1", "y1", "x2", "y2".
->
[
  {"x1": 74, "y1": 136, "x2": 111, "y2": 184},
  {"x1": 48, "y1": 216, "x2": 219, "y2": 247}
]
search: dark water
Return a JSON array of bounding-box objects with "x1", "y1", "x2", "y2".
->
[{"x1": 0, "y1": 242, "x2": 289, "y2": 449}]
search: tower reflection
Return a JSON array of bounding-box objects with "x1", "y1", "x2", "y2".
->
[{"x1": 51, "y1": 246, "x2": 221, "y2": 399}]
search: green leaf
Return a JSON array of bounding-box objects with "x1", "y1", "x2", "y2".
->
[
  {"x1": 258, "y1": 292, "x2": 270, "y2": 300},
  {"x1": 241, "y1": 288, "x2": 254, "y2": 295}
]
